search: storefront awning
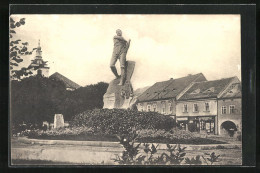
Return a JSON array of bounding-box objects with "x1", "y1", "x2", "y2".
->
[
  {"x1": 199, "y1": 117, "x2": 214, "y2": 121},
  {"x1": 176, "y1": 117, "x2": 188, "y2": 121}
]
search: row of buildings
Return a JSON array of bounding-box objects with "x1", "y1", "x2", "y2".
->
[{"x1": 136, "y1": 73, "x2": 241, "y2": 136}]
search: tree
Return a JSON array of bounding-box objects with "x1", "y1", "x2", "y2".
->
[
  {"x1": 11, "y1": 76, "x2": 67, "y2": 128},
  {"x1": 11, "y1": 78, "x2": 108, "y2": 131},
  {"x1": 58, "y1": 82, "x2": 109, "y2": 120},
  {"x1": 10, "y1": 17, "x2": 36, "y2": 80}
]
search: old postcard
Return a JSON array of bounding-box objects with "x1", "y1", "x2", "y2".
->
[{"x1": 9, "y1": 10, "x2": 245, "y2": 166}]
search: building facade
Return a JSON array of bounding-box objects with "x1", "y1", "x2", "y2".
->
[
  {"x1": 136, "y1": 73, "x2": 207, "y2": 119},
  {"x1": 176, "y1": 99, "x2": 218, "y2": 134},
  {"x1": 217, "y1": 82, "x2": 242, "y2": 136},
  {"x1": 176, "y1": 76, "x2": 241, "y2": 135}
]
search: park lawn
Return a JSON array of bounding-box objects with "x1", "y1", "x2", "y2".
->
[
  {"x1": 28, "y1": 134, "x2": 226, "y2": 145},
  {"x1": 11, "y1": 159, "x2": 76, "y2": 165}
]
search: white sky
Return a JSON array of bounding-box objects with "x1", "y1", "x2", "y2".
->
[{"x1": 11, "y1": 14, "x2": 241, "y2": 89}]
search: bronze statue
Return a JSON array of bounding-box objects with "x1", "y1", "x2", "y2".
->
[{"x1": 110, "y1": 29, "x2": 131, "y2": 85}]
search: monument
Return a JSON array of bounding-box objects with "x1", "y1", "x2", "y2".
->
[
  {"x1": 103, "y1": 29, "x2": 136, "y2": 109},
  {"x1": 54, "y1": 114, "x2": 64, "y2": 129}
]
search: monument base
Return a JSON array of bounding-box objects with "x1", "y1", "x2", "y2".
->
[{"x1": 103, "y1": 61, "x2": 135, "y2": 109}]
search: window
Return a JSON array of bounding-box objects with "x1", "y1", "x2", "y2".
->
[
  {"x1": 205, "y1": 102, "x2": 210, "y2": 112},
  {"x1": 161, "y1": 101, "x2": 166, "y2": 114},
  {"x1": 169, "y1": 103, "x2": 173, "y2": 112},
  {"x1": 169, "y1": 105, "x2": 173, "y2": 112},
  {"x1": 203, "y1": 87, "x2": 215, "y2": 93},
  {"x1": 183, "y1": 104, "x2": 188, "y2": 113},
  {"x1": 147, "y1": 105, "x2": 151, "y2": 112},
  {"x1": 162, "y1": 108, "x2": 165, "y2": 114},
  {"x1": 221, "y1": 106, "x2": 227, "y2": 114},
  {"x1": 230, "y1": 84, "x2": 236, "y2": 90},
  {"x1": 140, "y1": 105, "x2": 143, "y2": 112},
  {"x1": 200, "y1": 121, "x2": 205, "y2": 130},
  {"x1": 191, "y1": 89, "x2": 200, "y2": 94},
  {"x1": 193, "y1": 104, "x2": 199, "y2": 112},
  {"x1": 152, "y1": 103, "x2": 157, "y2": 112},
  {"x1": 229, "y1": 105, "x2": 235, "y2": 114}
]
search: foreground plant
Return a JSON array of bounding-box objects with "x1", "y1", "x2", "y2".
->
[
  {"x1": 113, "y1": 131, "x2": 144, "y2": 164},
  {"x1": 113, "y1": 131, "x2": 221, "y2": 165},
  {"x1": 202, "y1": 152, "x2": 220, "y2": 165},
  {"x1": 184, "y1": 155, "x2": 202, "y2": 165}
]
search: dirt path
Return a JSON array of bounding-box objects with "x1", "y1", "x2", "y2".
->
[{"x1": 11, "y1": 137, "x2": 242, "y2": 165}]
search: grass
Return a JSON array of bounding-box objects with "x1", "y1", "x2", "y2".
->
[
  {"x1": 29, "y1": 133, "x2": 119, "y2": 142},
  {"x1": 137, "y1": 136, "x2": 226, "y2": 145},
  {"x1": 28, "y1": 133, "x2": 226, "y2": 145},
  {"x1": 11, "y1": 159, "x2": 75, "y2": 165}
]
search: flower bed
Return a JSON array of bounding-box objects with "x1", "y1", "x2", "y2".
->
[
  {"x1": 71, "y1": 109, "x2": 175, "y2": 134},
  {"x1": 27, "y1": 127, "x2": 225, "y2": 144},
  {"x1": 26, "y1": 109, "x2": 225, "y2": 144}
]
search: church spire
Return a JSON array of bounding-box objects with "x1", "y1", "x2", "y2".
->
[
  {"x1": 38, "y1": 39, "x2": 40, "y2": 47},
  {"x1": 36, "y1": 39, "x2": 42, "y2": 58}
]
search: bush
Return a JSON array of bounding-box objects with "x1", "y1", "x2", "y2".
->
[
  {"x1": 113, "y1": 131, "x2": 221, "y2": 165},
  {"x1": 27, "y1": 126, "x2": 94, "y2": 139},
  {"x1": 71, "y1": 109, "x2": 175, "y2": 135},
  {"x1": 216, "y1": 145, "x2": 225, "y2": 149},
  {"x1": 136, "y1": 129, "x2": 194, "y2": 140},
  {"x1": 135, "y1": 129, "x2": 225, "y2": 144},
  {"x1": 11, "y1": 77, "x2": 108, "y2": 130}
]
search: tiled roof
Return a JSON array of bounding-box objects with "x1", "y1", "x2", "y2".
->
[
  {"x1": 50, "y1": 72, "x2": 81, "y2": 89},
  {"x1": 137, "y1": 73, "x2": 206, "y2": 102},
  {"x1": 134, "y1": 86, "x2": 151, "y2": 97},
  {"x1": 178, "y1": 77, "x2": 235, "y2": 100},
  {"x1": 220, "y1": 83, "x2": 242, "y2": 98}
]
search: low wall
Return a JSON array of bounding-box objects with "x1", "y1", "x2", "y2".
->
[{"x1": 11, "y1": 137, "x2": 241, "y2": 165}]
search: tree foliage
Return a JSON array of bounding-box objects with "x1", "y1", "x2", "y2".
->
[
  {"x1": 11, "y1": 76, "x2": 66, "y2": 127},
  {"x1": 113, "y1": 131, "x2": 221, "y2": 165},
  {"x1": 10, "y1": 17, "x2": 36, "y2": 80},
  {"x1": 11, "y1": 76, "x2": 109, "y2": 130},
  {"x1": 71, "y1": 108, "x2": 175, "y2": 134}
]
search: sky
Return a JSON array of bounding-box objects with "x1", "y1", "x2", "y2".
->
[{"x1": 11, "y1": 14, "x2": 241, "y2": 89}]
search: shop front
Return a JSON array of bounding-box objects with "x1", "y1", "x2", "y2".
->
[
  {"x1": 176, "y1": 117, "x2": 188, "y2": 131},
  {"x1": 187, "y1": 117, "x2": 200, "y2": 132},
  {"x1": 177, "y1": 116, "x2": 216, "y2": 134},
  {"x1": 198, "y1": 116, "x2": 215, "y2": 134}
]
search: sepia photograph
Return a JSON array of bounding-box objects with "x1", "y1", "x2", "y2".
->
[{"x1": 10, "y1": 13, "x2": 243, "y2": 166}]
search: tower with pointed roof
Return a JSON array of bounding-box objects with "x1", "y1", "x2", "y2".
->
[{"x1": 27, "y1": 39, "x2": 50, "y2": 77}]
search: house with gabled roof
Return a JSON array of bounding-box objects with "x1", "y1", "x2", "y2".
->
[
  {"x1": 136, "y1": 73, "x2": 207, "y2": 118},
  {"x1": 176, "y1": 76, "x2": 241, "y2": 135},
  {"x1": 217, "y1": 82, "x2": 242, "y2": 137},
  {"x1": 50, "y1": 72, "x2": 81, "y2": 91}
]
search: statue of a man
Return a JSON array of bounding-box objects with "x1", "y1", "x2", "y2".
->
[{"x1": 110, "y1": 29, "x2": 131, "y2": 85}]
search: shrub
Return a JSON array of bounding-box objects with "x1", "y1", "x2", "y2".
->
[
  {"x1": 185, "y1": 155, "x2": 202, "y2": 165},
  {"x1": 202, "y1": 152, "x2": 220, "y2": 165},
  {"x1": 136, "y1": 129, "x2": 195, "y2": 142},
  {"x1": 113, "y1": 131, "x2": 221, "y2": 165},
  {"x1": 216, "y1": 145, "x2": 225, "y2": 149},
  {"x1": 71, "y1": 109, "x2": 175, "y2": 135},
  {"x1": 27, "y1": 126, "x2": 94, "y2": 139}
]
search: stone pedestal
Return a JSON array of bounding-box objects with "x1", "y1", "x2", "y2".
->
[
  {"x1": 54, "y1": 114, "x2": 64, "y2": 129},
  {"x1": 103, "y1": 61, "x2": 135, "y2": 109}
]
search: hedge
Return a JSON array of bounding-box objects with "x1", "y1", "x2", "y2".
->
[{"x1": 71, "y1": 109, "x2": 175, "y2": 134}]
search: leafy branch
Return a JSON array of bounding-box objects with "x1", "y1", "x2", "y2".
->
[{"x1": 9, "y1": 17, "x2": 37, "y2": 80}]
